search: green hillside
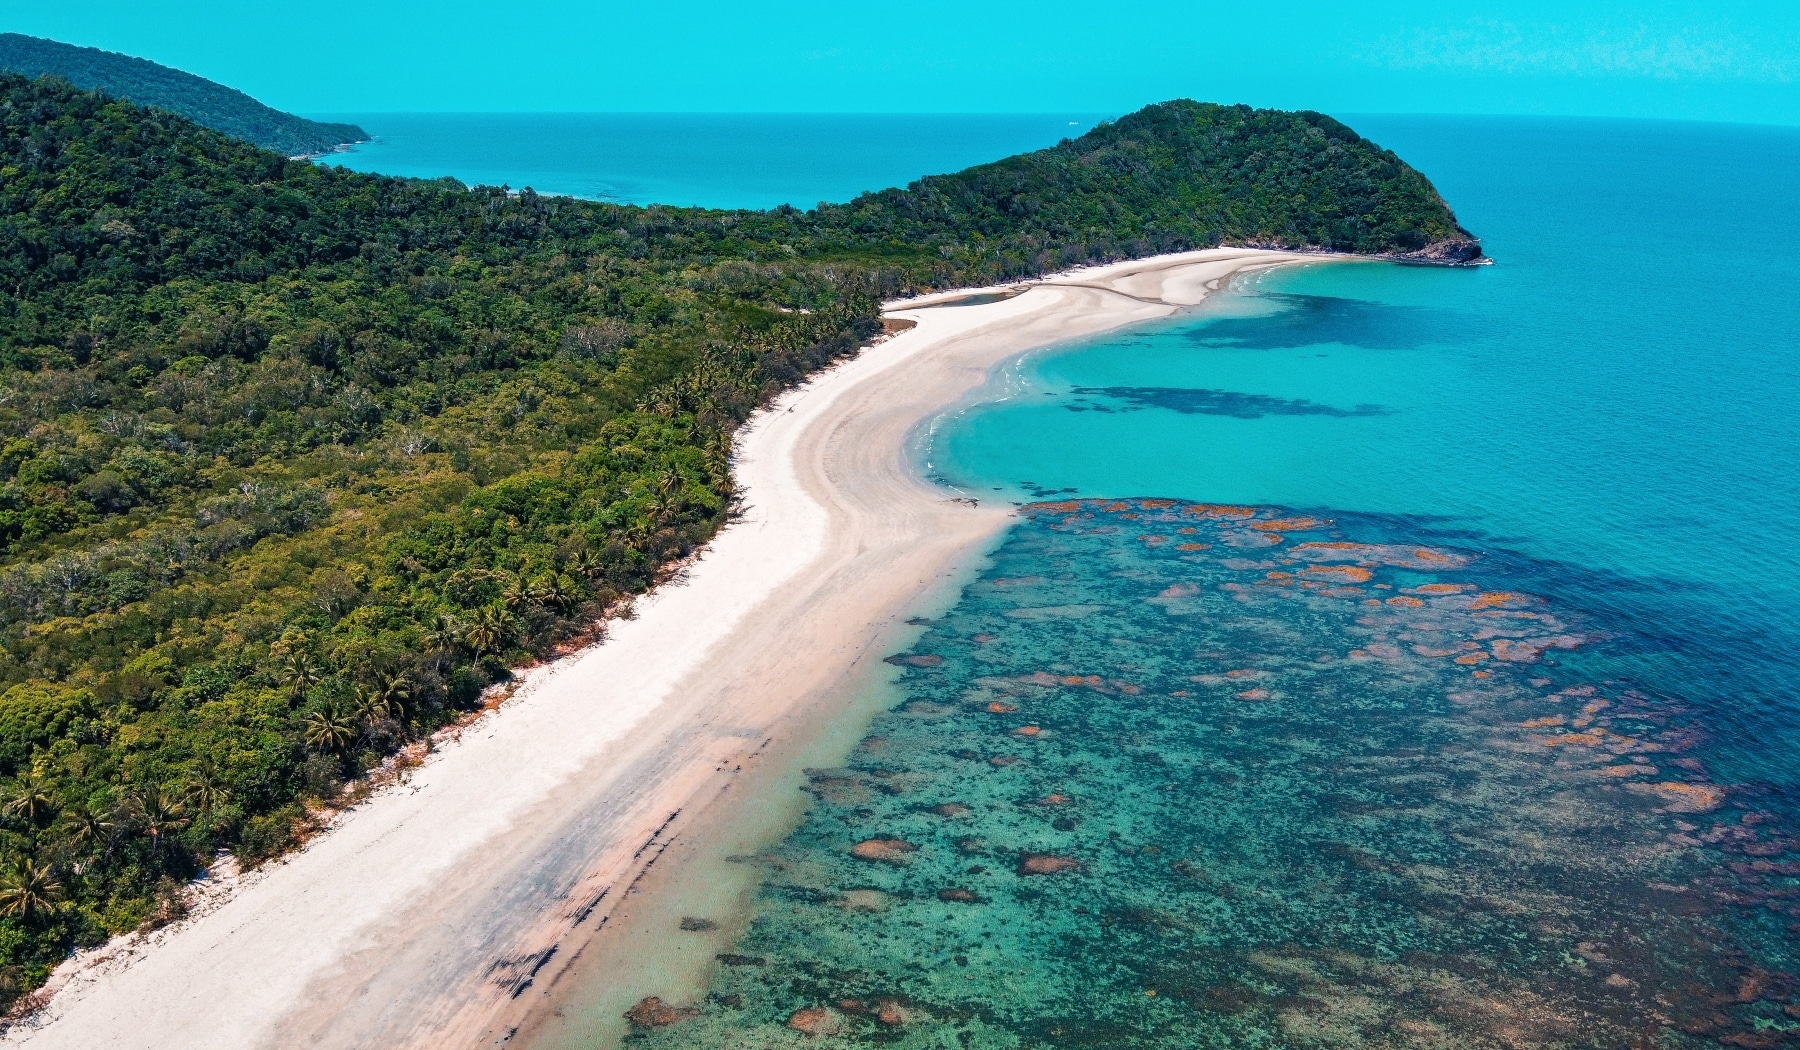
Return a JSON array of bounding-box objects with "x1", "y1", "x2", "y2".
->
[
  {"x1": 818, "y1": 99, "x2": 1481, "y2": 265},
  {"x1": 0, "y1": 72, "x2": 1476, "y2": 1002},
  {"x1": 0, "y1": 33, "x2": 365, "y2": 155}
]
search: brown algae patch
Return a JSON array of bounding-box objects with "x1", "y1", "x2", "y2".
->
[
  {"x1": 1305, "y1": 564, "x2": 1374, "y2": 584},
  {"x1": 1017, "y1": 853, "x2": 1082, "y2": 875},
  {"x1": 1629, "y1": 781, "x2": 1727, "y2": 813},
  {"x1": 624, "y1": 996, "x2": 698, "y2": 1029},
  {"x1": 849, "y1": 838, "x2": 917, "y2": 863},
  {"x1": 1250, "y1": 515, "x2": 1332, "y2": 532}
]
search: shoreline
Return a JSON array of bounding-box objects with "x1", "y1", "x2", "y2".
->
[{"x1": 4, "y1": 247, "x2": 1322, "y2": 1050}]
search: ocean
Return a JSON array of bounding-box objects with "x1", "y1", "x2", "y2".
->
[
  {"x1": 923, "y1": 115, "x2": 1800, "y2": 791},
  {"x1": 322, "y1": 114, "x2": 1800, "y2": 1045},
  {"x1": 312, "y1": 112, "x2": 1105, "y2": 208}
]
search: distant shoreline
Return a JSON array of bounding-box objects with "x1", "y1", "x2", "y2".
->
[
  {"x1": 290, "y1": 136, "x2": 371, "y2": 161},
  {"x1": 6, "y1": 248, "x2": 1332, "y2": 1050}
]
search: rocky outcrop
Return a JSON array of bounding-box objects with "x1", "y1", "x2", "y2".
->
[{"x1": 1396, "y1": 238, "x2": 1488, "y2": 266}]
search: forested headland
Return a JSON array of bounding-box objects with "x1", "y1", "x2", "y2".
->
[
  {"x1": 0, "y1": 72, "x2": 1477, "y2": 1005},
  {"x1": 0, "y1": 34, "x2": 366, "y2": 156}
]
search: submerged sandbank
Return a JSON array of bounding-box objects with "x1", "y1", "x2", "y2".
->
[{"x1": 5, "y1": 249, "x2": 1313, "y2": 1050}]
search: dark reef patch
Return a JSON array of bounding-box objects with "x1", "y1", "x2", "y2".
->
[
  {"x1": 1067, "y1": 385, "x2": 1391, "y2": 418},
  {"x1": 1186, "y1": 292, "x2": 1471, "y2": 351}
]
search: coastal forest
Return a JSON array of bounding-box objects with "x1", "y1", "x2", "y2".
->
[
  {"x1": 0, "y1": 70, "x2": 1475, "y2": 1003},
  {"x1": 0, "y1": 34, "x2": 366, "y2": 156}
]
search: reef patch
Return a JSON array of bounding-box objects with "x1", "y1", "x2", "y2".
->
[{"x1": 630, "y1": 499, "x2": 1797, "y2": 1048}]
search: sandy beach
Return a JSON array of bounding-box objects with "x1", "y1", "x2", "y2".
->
[{"x1": 3, "y1": 247, "x2": 1314, "y2": 1050}]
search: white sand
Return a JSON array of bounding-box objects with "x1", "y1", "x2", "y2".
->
[{"x1": 3, "y1": 248, "x2": 1317, "y2": 1049}]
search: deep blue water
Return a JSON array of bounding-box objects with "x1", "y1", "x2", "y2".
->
[{"x1": 313, "y1": 112, "x2": 1105, "y2": 208}]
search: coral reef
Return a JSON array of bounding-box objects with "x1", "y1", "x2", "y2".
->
[{"x1": 629, "y1": 500, "x2": 1797, "y2": 1049}]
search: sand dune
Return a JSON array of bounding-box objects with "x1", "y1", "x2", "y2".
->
[{"x1": 4, "y1": 248, "x2": 1313, "y2": 1050}]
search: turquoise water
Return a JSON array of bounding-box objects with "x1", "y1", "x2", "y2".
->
[
  {"x1": 631, "y1": 501, "x2": 1795, "y2": 1045},
  {"x1": 312, "y1": 113, "x2": 1105, "y2": 208},
  {"x1": 928, "y1": 116, "x2": 1800, "y2": 788},
  {"x1": 608, "y1": 117, "x2": 1800, "y2": 1045}
]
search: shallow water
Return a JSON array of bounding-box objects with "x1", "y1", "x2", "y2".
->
[
  {"x1": 925, "y1": 116, "x2": 1800, "y2": 793},
  {"x1": 623, "y1": 501, "x2": 1797, "y2": 1046}
]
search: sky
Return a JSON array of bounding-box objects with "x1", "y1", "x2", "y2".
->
[{"x1": 4, "y1": 1, "x2": 1798, "y2": 124}]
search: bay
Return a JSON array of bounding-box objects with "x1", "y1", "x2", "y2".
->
[{"x1": 312, "y1": 112, "x2": 1106, "y2": 209}]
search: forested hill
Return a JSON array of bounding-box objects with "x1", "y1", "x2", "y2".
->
[
  {"x1": 0, "y1": 72, "x2": 1476, "y2": 1005},
  {"x1": 821, "y1": 99, "x2": 1482, "y2": 265},
  {"x1": 0, "y1": 33, "x2": 366, "y2": 155}
]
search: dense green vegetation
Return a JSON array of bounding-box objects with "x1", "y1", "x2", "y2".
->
[
  {"x1": 0, "y1": 34, "x2": 365, "y2": 155},
  {"x1": 0, "y1": 72, "x2": 1474, "y2": 1005},
  {"x1": 814, "y1": 101, "x2": 1481, "y2": 264}
]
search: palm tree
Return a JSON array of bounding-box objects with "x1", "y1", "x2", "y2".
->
[
  {"x1": 303, "y1": 702, "x2": 359, "y2": 754},
  {"x1": 566, "y1": 547, "x2": 603, "y2": 580},
  {"x1": 280, "y1": 650, "x2": 322, "y2": 702},
  {"x1": 348, "y1": 687, "x2": 391, "y2": 745},
  {"x1": 348, "y1": 685, "x2": 380, "y2": 722},
  {"x1": 500, "y1": 574, "x2": 536, "y2": 613},
  {"x1": 5, "y1": 772, "x2": 58, "y2": 825},
  {"x1": 652, "y1": 470, "x2": 684, "y2": 524},
  {"x1": 421, "y1": 614, "x2": 463, "y2": 669},
  {"x1": 623, "y1": 513, "x2": 655, "y2": 545},
  {"x1": 349, "y1": 671, "x2": 410, "y2": 731},
  {"x1": 462, "y1": 605, "x2": 517, "y2": 658},
  {"x1": 132, "y1": 791, "x2": 190, "y2": 854},
  {"x1": 183, "y1": 761, "x2": 231, "y2": 821},
  {"x1": 60, "y1": 799, "x2": 117, "y2": 854},
  {"x1": 370, "y1": 670, "x2": 412, "y2": 718},
  {"x1": 535, "y1": 574, "x2": 579, "y2": 613},
  {"x1": 0, "y1": 856, "x2": 62, "y2": 920}
]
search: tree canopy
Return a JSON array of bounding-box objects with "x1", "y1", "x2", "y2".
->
[{"x1": 0, "y1": 34, "x2": 366, "y2": 156}]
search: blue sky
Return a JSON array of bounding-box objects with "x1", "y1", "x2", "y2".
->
[{"x1": 6, "y1": 1, "x2": 1797, "y2": 123}]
